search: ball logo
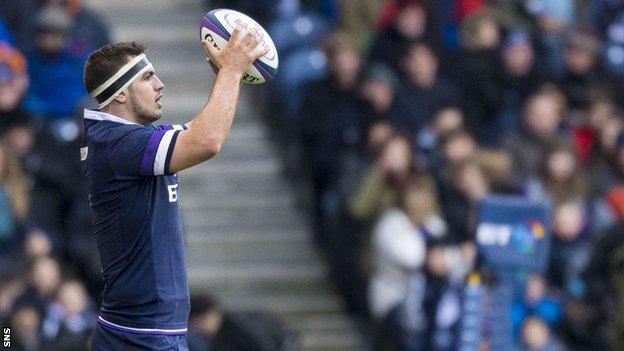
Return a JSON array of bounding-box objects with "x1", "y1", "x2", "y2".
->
[
  {"x1": 202, "y1": 32, "x2": 219, "y2": 50},
  {"x1": 217, "y1": 11, "x2": 277, "y2": 63},
  {"x1": 477, "y1": 219, "x2": 545, "y2": 254},
  {"x1": 201, "y1": 27, "x2": 264, "y2": 84},
  {"x1": 201, "y1": 9, "x2": 279, "y2": 84}
]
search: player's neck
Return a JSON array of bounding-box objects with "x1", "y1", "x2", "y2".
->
[{"x1": 102, "y1": 104, "x2": 144, "y2": 125}]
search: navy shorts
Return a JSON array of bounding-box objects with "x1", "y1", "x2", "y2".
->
[{"x1": 91, "y1": 323, "x2": 188, "y2": 351}]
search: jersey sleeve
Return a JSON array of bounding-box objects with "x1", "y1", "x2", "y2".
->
[
  {"x1": 107, "y1": 125, "x2": 181, "y2": 177},
  {"x1": 156, "y1": 124, "x2": 188, "y2": 131}
]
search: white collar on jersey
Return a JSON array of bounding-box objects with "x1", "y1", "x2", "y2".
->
[{"x1": 83, "y1": 109, "x2": 140, "y2": 125}]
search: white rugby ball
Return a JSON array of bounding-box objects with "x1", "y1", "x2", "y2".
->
[{"x1": 200, "y1": 9, "x2": 279, "y2": 84}]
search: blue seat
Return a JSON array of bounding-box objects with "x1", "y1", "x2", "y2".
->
[{"x1": 269, "y1": 13, "x2": 332, "y2": 56}]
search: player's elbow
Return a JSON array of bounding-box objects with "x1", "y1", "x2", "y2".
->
[
  {"x1": 207, "y1": 142, "x2": 222, "y2": 158},
  {"x1": 202, "y1": 139, "x2": 222, "y2": 158}
]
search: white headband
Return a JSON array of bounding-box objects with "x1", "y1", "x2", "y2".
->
[{"x1": 90, "y1": 53, "x2": 154, "y2": 109}]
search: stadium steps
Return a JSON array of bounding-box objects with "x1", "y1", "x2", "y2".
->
[{"x1": 85, "y1": 0, "x2": 365, "y2": 349}]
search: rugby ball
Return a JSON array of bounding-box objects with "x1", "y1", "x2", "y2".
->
[{"x1": 200, "y1": 9, "x2": 279, "y2": 84}]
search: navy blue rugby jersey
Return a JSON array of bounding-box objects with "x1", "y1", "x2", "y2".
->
[{"x1": 81, "y1": 109, "x2": 189, "y2": 335}]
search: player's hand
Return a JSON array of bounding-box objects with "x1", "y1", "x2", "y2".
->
[{"x1": 202, "y1": 24, "x2": 269, "y2": 78}]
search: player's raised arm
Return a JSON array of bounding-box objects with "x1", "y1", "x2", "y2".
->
[{"x1": 169, "y1": 25, "x2": 269, "y2": 173}]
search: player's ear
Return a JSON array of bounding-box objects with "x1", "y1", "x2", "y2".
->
[{"x1": 114, "y1": 91, "x2": 127, "y2": 104}]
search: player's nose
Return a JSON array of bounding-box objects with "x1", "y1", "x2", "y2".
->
[{"x1": 154, "y1": 75, "x2": 164, "y2": 91}]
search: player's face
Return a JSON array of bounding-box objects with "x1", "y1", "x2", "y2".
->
[{"x1": 127, "y1": 67, "x2": 164, "y2": 123}]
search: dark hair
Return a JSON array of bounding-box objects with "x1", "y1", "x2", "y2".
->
[
  {"x1": 83, "y1": 42, "x2": 146, "y2": 94},
  {"x1": 403, "y1": 40, "x2": 438, "y2": 62},
  {"x1": 539, "y1": 138, "x2": 587, "y2": 200},
  {"x1": 322, "y1": 30, "x2": 360, "y2": 59}
]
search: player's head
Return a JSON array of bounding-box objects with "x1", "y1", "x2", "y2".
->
[{"x1": 84, "y1": 41, "x2": 164, "y2": 124}]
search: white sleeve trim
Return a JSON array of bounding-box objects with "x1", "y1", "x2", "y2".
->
[{"x1": 153, "y1": 130, "x2": 176, "y2": 175}]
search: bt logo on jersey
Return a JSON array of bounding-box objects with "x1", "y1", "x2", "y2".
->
[{"x1": 167, "y1": 184, "x2": 179, "y2": 203}]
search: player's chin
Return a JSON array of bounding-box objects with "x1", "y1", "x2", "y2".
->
[
  {"x1": 147, "y1": 109, "x2": 163, "y2": 121},
  {"x1": 155, "y1": 105, "x2": 164, "y2": 115}
]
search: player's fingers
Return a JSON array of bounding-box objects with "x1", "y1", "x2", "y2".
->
[
  {"x1": 206, "y1": 58, "x2": 219, "y2": 74},
  {"x1": 252, "y1": 45, "x2": 270, "y2": 61},
  {"x1": 202, "y1": 39, "x2": 221, "y2": 66},
  {"x1": 246, "y1": 33, "x2": 265, "y2": 61},
  {"x1": 228, "y1": 24, "x2": 244, "y2": 46},
  {"x1": 241, "y1": 27, "x2": 259, "y2": 48},
  {"x1": 251, "y1": 32, "x2": 264, "y2": 49}
]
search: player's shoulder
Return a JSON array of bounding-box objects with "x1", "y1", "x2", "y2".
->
[{"x1": 83, "y1": 109, "x2": 153, "y2": 142}]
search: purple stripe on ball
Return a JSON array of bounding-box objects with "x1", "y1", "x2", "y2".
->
[
  {"x1": 253, "y1": 61, "x2": 272, "y2": 81},
  {"x1": 201, "y1": 16, "x2": 230, "y2": 41},
  {"x1": 255, "y1": 60, "x2": 277, "y2": 79}
]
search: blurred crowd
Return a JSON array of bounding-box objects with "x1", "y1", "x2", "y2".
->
[
  {"x1": 0, "y1": 0, "x2": 110, "y2": 350},
  {"x1": 234, "y1": 0, "x2": 624, "y2": 349},
  {"x1": 0, "y1": 1, "x2": 293, "y2": 350}
]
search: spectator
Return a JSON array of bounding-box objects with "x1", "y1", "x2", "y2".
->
[
  {"x1": 455, "y1": 9, "x2": 503, "y2": 144},
  {"x1": 0, "y1": 0, "x2": 38, "y2": 52},
  {"x1": 421, "y1": 242, "x2": 463, "y2": 351},
  {"x1": 375, "y1": 240, "x2": 465, "y2": 351},
  {"x1": 26, "y1": 107, "x2": 94, "y2": 271},
  {"x1": 15, "y1": 257, "x2": 62, "y2": 315},
  {"x1": 41, "y1": 280, "x2": 96, "y2": 350},
  {"x1": 0, "y1": 273, "x2": 25, "y2": 321},
  {"x1": 593, "y1": 0, "x2": 624, "y2": 78},
  {"x1": 349, "y1": 133, "x2": 439, "y2": 316},
  {"x1": 512, "y1": 274, "x2": 563, "y2": 340},
  {"x1": 525, "y1": 140, "x2": 587, "y2": 204},
  {"x1": 557, "y1": 28, "x2": 605, "y2": 111},
  {"x1": 8, "y1": 302, "x2": 42, "y2": 351},
  {"x1": 25, "y1": 99, "x2": 95, "y2": 296},
  {"x1": 299, "y1": 30, "x2": 364, "y2": 247},
  {"x1": 337, "y1": 0, "x2": 387, "y2": 46},
  {"x1": 0, "y1": 42, "x2": 28, "y2": 117},
  {"x1": 586, "y1": 108, "x2": 624, "y2": 229},
  {"x1": 350, "y1": 133, "x2": 437, "y2": 224},
  {"x1": 23, "y1": 229, "x2": 54, "y2": 262},
  {"x1": 576, "y1": 93, "x2": 619, "y2": 167},
  {"x1": 359, "y1": 63, "x2": 400, "y2": 133},
  {"x1": 435, "y1": 130, "x2": 510, "y2": 240},
  {"x1": 23, "y1": 5, "x2": 88, "y2": 119},
  {"x1": 368, "y1": 187, "x2": 431, "y2": 319},
  {"x1": 369, "y1": 0, "x2": 444, "y2": 75},
  {"x1": 417, "y1": 104, "x2": 465, "y2": 167},
  {"x1": 0, "y1": 41, "x2": 36, "y2": 165},
  {"x1": 0, "y1": 141, "x2": 29, "y2": 272},
  {"x1": 521, "y1": 316, "x2": 567, "y2": 351},
  {"x1": 528, "y1": 0, "x2": 576, "y2": 79},
  {"x1": 439, "y1": 158, "x2": 492, "y2": 242},
  {"x1": 343, "y1": 119, "x2": 396, "y2": 214},
  {"x1": 548, "y1": 200, "x2": 590, "y2": 292},
  {"x1": 503, "y1": 87, "x2": 567, "y2": 190},
  {"x1": 591, "y1": 0, "x2": 624, "y2": 38},
  {"x1": 388, "y1": 42, "x2": 460, "y2": 143},
  {"x1": 489, "y1": 29, "x2": 546, "y2": 146},
  {"x1": 42, "y1": 0, "x2": 111, "y2": 56},
  {"x1": 188, "y1": 294, "x2": 287, "y2": 351}
]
